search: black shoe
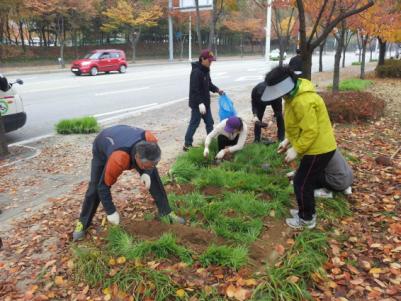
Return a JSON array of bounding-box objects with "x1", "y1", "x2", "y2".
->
[
  {"x1": 260, "y1": 138, "x2": 275, "y2": 145},
  {"x1": 183, "y1": 144, "x2": 192, "y2": 151}
]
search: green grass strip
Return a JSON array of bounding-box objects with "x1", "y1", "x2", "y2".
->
[
  {"x1": 327, "y1": 78, "x2": 372, "y2": 91},
  {"x1": 55, "y1": 116, "x2": 99, "y2": 134}
]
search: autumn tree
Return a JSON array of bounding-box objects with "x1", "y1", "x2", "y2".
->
[
  {"x1": 102, "y1": 0, "x2": 163, "y2": 63},
  {"x1": 296, "y1": 0, "x2": 374, "y2": 79},
  {"x1": 223, "y1": 2, "x2": 264, "y2": 57}
]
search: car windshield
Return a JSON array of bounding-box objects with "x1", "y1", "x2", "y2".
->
[{"x1": 84, "y1": 52, "x2": 102, "y2": 59}]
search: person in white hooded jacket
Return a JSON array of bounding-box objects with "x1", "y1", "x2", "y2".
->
[{"x1": 203, "y1": 116, "x2": 248, "y2": 160}]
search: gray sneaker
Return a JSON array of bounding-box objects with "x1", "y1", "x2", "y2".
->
[
  {"x1": 286, "y1": 215, "x2": 316, "y2": 229},
  {"x1": 161, "y1": 212, "x2": 185, "y2": 225},
  {"x1": 72, "y1": 221, "x2": 85, "y2": 241}
]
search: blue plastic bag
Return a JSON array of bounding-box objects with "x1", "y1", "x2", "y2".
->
[{"x1": 218, "y1": 94, "x2": 237, "y2": 121}]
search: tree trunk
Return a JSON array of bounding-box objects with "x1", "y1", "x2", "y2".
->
[
  {"x1": 332, "y1": 23, "x2": 346, "y2": 92},
  {"x1": 378, "y1": 38, "x2": 386, "y2": 65},
  {"x1": 18, "y1": 20, "x2": 25, "y2": 52},
  {"x1": 0, "y1": 116, "x2": 9, "y2": 157},
  {"x1": 360, "y1": 35, "x2": 368, "y2": 79},
  {"x1": 240, "y1": 34, "x2": 244, "y2": 58},
  {"x1": 319, "y1": 40, "x2": 326, "y2": 72},
  {"x1": 194, "y1": 0, "x2": 202, "y2": 51},
  {"x1": 301, "y1": 51, "x2": 313, "y2": 80}
]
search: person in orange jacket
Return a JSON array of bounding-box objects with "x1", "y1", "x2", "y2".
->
[{"x1": 73, "y1": 125, "x2": 185, "y2": 241}]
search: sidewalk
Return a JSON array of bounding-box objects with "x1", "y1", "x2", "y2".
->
[{"x1": 0, "y1": 55, "x2": 265, "y2": 76}]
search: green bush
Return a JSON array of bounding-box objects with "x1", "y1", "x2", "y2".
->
[
  {"x1": 55, "y1": 116, "x2": 99, "y2": 134},
  {"x1": 376, "y1": 59, "x2": 401, "y2": 78},
  {"x1": 351, "y1": 61, "x2": 361, "y2": 66},
  {"x1": 327, "y1": 79, "x2": 372, "y2": 92}
]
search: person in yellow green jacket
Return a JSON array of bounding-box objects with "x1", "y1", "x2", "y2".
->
[{"x1": 262, "y1": 66, "x2": 337, "y2": 229}]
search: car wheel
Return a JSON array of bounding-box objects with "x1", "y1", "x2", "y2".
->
[
  {"x1": 119, "y1": 65, "x2": 127, "y2": 73},
  {"x1": 73, "y1": 71, "x2": 81, "y2": 76},
  {"x1": 105, "y1": 71, "x2": 110, "y2": 74},
  {"x1": 90, "y1": 67, "x2": 98, "y2": 76}
]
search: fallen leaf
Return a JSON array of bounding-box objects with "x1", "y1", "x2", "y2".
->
[
  {"x1": 274, "y1": 244, "x2": 285, "y2": 255},
  {"x1": 176, "y1": 289, "x2": 186, "y2": 298},
  {"x1": 54, "y1": 276, "x2": 64, "y2": 286},
  {"x1": 287, "y1": 275, "x2": 299, "y2": 283},
  {"x1": 116, "y1": 256, "x2": 126, "y2": 264},
  {"x1": 369, "y1": 268, "x2": 383, "y2": 274}
]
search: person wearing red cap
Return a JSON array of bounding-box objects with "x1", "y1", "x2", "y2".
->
[
  {"x1": 183, "y1": 49, "x2": 224, "y2": 151},
  {"x1": 203, "y1": 116, "x2": 248, "y2": 160}
]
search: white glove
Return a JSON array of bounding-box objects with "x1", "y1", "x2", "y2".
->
[
  {"x1": 277, "y1": 138, "x2": 289, "y2": 153},
  {"x1": 286, "y1": 170, "x2": 296, "y2": 179},
  {"x1": 215, "y1": 149, "x2": 226, "y2": 160},
  {"x1": 203, "y1": 147, "x2": 209, "y2": 158},
  {"x1": 252, "y1": 115, "x2": 260, "y2": 123},
  {"x1": 199, "y1": 103, "x2": 206, "y2": 115},
  {"x1": 140, "y1": 173, "x2": 151, "y2": 189},
  {"x1": 285, "y1": 147, "x2": 298, "y2": 163},
  {"x1": 107, "y1": 211, "x2": 120, "y2": 225}
]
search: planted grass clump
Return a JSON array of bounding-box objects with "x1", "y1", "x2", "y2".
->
[
  {"x1": 55, "y1": 116, "x2": 99, "y2": 134},
  {"x1": 72, "y1": 245, "x2": 178, "y2": 300},
  {"x1": 252, "y1": 231, "x2": 328, "y2": 301},
  {"x1": 200, "y1": 245, "x2": 248, "y2": 270},
  {"x1": 107, "y1": 226, "x2": 193, "y2": 264},
  {"x1": 316, "y1": 196, "x2": 351, "y2": 222}
]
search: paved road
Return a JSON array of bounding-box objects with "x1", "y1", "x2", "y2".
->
[{"x1": 6, "y1": 52, "x2": 358, "y2": 144}]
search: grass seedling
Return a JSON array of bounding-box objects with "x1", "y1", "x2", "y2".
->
[
  {"x1": 211, "y1": 216, "x2": 263, "y2": 244},
  {"x1": 252, "y1": 230, "x2": 328, "y2": 301},
  {"x1": 72, "y1": 246, "x2": 109, "y2": 287},
  {"x1": 327, "y1": 78, "x2": 372, "y2": 91},
  {"x1": 200, "y1": 245, "x2": 248, "y2": 270},
  {"x1": 106, "y1": 227, "x2": 193, "y2": 264},
  {"x1": 55, "y1": 116, "x2": 99, "y2": 134}
]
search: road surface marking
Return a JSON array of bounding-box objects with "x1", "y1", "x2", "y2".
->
[
  {"x1": 235, "y1": 75, "x2": 264, "y2": 82},
  {"x1": 94, "y1": 103, "x2": 158, "y2": 118},
  {"x1": 95, "y1": 86, "x2": 150, "y2": 96},
  {"x1": 23, "y1": 85, "x2": 80, "y2": 93}
]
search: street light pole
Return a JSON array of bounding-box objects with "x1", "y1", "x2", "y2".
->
[
  {"x1": 168, "y1": 0, "x2": 174, "y2": 62},
  {"x1": 265, "y1": 0, "x2": 272, "y2": 69}
]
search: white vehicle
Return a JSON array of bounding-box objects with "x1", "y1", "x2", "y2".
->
[
  {"x1": 0, "y1": 77, "x2": 26, "y2": 132},
  {"x1": 270, "y1": 49, "x2": 287, "y2": 61}
]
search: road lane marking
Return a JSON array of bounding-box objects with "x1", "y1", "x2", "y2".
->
[
  {"x1": 23, "y1": 85, "x2": 80, "y2": 93},
  {"x1": 95, "y1": 86, "x2": 150, "y2": 96},
  {"x1": 94, "y1": 103, "x2": 158, "y2": 118},
  {"x1": 98, "y1": 97, "x2": 188, "y2": 125},
  {"x1": 235, "y1": 75, "x2": 264, "y2": 82}
]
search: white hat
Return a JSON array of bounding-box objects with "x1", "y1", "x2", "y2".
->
[{"x1": 261, "y1": 76, "x2": 295, "y2": 102}]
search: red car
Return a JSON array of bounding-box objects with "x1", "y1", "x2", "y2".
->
[{"x1": 71, "y1": 49, "x2": 127, "y2": 76}]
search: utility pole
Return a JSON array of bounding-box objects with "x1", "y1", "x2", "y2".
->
[
  {"x1": 168, "y1": 0, "x2": 174, "y2": 61},
  {"x1": 189, "y1": 15, "x2": 192, "y2": 61},
  {"x1": 265, "y1": 0, "x2": 272, "y2": 70}
]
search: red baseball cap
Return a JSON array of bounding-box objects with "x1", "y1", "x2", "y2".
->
[{"x1": 200, "y1": 49, "x2": 216, "y2": 61}]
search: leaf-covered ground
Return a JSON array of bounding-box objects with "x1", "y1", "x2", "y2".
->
[{"x1": 1, "y1": 74, "x2": 400, "y2": 300}]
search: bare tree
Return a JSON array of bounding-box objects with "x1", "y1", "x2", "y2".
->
[{"x1": 296, "y1": 0, "x2": 374, "y2": 79}]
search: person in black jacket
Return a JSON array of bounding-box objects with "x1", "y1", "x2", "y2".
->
[
  {"x1": 183, "y1": 49, "x2": 224, "y2": 151},
  {"x1": 289, "y1": 49, "x2": 304, "y2": 78},
  {"x1": 251, "y1": 81, "x2": 285, "y2": 143}
]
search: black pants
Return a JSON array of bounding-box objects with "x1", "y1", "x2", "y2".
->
[
  {"x1": 217, "y1": 134, "x2": 239, "y2": 151},
  {"x1": 254, "y1": 101, "x2": 285, "y2": 142},
  {"x1": 79, "y1": 157, "x2": 172, "y2": 230},
  {"x1": 184, "y1": 105, "x2": 214, "y2": 146},
  {"x1": 293, "y1": 150, "x2": 336, "y2": 221}
]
